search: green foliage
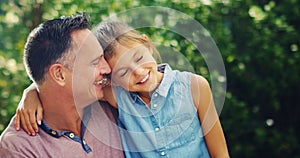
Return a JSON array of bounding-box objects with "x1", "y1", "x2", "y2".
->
[{"x1": 1, "y1": 0, "x2": 299, "y2": 157}]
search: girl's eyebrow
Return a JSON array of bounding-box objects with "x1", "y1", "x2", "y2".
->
[
  {"x1": 114, "y1": 67, "x2": 127, "y2": 76},
  {"x1": 113, "y1": 50, "x2": 138, "y2": 73},
  {"x1": 131, "y1": 47, "x2": 143, "y2": 59},
  {"x1": 132, "y1": 49, "x2": 139, "y2": 57}
]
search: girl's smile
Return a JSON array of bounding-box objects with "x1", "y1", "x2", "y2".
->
[{"x1": 136, "y1": 72, "x2": 150, "y2": 85}]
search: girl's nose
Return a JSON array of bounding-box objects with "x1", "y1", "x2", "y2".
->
[{"x1": 133, "y1": 66, "x2": 144, "y2": 76}]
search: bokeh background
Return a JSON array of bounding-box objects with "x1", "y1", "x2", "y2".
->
[{"x1": 0, "y1": 0, "x2": 299, "y2": 157}]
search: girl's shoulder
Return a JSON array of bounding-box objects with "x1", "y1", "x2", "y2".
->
[
  {"x1": 173, "y1": 70, "x2": 207, "y2": 86},
  {"x1": 190, "y1": 74, "x2": 211, "y2": 107},
  {"x1": 171, "y1": 70, "x2": 192, "y2": 82},
  {"x1": 190, "y1": 74, "x2": 209, "y2": 86}
]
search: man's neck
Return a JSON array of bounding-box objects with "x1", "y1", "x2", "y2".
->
[
  {"x1": 43, "y1": 108, "x2": 83, "y2": 137},
  {"x1": 39, "y1": 91, "x2": 85, "y2": 138}
]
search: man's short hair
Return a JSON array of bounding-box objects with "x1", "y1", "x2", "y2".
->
[{"x1": 24, "y1": 13, "x2": 90, "y2": 84}]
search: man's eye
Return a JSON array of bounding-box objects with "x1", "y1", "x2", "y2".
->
[
  {"x1": 92, "y1": 62, "x2": 98, "y2": 65},
  {"x1": 92, "y1": 60, "x2": 99, "y2": 66}
]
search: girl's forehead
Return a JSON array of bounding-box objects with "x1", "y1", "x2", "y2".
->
[
  {"x1": 109, "y1": 44, "x2": 147, "y2": 64},
  {"x1": 118, "y1": 38, "x2": 146, "y2": 48},
  {"x1": 113, "y1": 42, "x2": 143, "y2": 53}
]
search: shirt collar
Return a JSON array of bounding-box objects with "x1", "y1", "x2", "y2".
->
[
  {"x1": 39, "y1": 106, "x2": 92, "y2": 153},
  {"x1": 39, "y1": 105, "x2": 92, "y2": 138},
  {"x1": 154, "y1": 63, "x2": 175, "y2": 98}
]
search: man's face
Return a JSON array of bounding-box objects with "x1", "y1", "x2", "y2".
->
[{"x1": 71, "y1": 29, "x2": 111, "y2": 108}]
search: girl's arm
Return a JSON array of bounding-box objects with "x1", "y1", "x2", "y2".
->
[
  {"x1": 15, "y1": 83, "x2": 43, "y2": 136},
  {"x1": 191, "y1": 75, "x2": 230, "y2": 158},
  {"x1": 15, "y1": 83, "x2": 118, "y2": 136}
]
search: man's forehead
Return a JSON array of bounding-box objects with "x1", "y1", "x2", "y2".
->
[
  {"x1": 71, "y1": 29, "x2": 93, "y2": 47},
  {"x1": 71, "y1": 29, "x2": 103, "y2": 57}
]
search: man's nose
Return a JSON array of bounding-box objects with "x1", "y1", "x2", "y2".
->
[{"x1": 98, "y1": 57, "x2": 111, "y2": 74}]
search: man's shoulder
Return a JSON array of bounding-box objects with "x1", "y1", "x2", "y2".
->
[
  {"x1": 92, "y1": 101, "x2": 115, "y2": 113},
  {"x1": 0, "y1": 147, "x2": 26, "y2": 158},
  {"x1": 0, "y1": 117, "x2": 66, "y2": 157},
  {"x1": 88, "y1": 101, "x2": 118, "y2": 127},
  {"x1": 0, "y1": 117, "x2": 38, "y2": 157},
  {"x1": 0, "y1": 117, "x2": 36, "y2": 147}
]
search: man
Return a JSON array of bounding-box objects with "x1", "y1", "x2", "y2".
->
[{"x1": 0, "y1": 14, "x2": 124, "y2": 157}]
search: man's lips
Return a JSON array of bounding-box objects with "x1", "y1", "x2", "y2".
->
[{"x1": 94, "y1": 78, "x2": 110, "y2": 87}]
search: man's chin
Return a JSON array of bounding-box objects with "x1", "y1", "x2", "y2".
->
[{"x1": 96, "y1": 92, "x2": 105, "y2": 101}]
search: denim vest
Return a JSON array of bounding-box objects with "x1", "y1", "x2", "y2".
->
[{"x1": 116, "y1": 64, "x2": 210, "y2": 158}]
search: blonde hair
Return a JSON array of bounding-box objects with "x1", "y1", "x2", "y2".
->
[{"x1": 93, "y1": 20, "x2": 161, "y2": 63}]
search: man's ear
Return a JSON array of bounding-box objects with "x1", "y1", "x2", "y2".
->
[{"x1": 48, "y1": 64, "x2": 67, "y2": 86}]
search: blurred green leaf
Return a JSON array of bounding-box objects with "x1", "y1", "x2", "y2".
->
[{"x1": 1, "y1": 0, "x2": 299, "y2": 157}]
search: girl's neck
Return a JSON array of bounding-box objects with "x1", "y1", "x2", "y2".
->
[
  {"x1": 138, "y1": 92, "x2": 152, "y2": 105},
  {"x1": 138, "y1": 70, "x2": 164, "y2": 106}
]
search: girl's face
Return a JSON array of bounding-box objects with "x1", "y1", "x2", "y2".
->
[{"x1": 108, "y1": 43, "x2": 163, "y2": 95}]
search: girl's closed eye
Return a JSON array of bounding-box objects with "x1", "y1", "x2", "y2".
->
[
  {"x1": 136, "y1": 55, "x2": 143, "y2": 62},
  {"x1": 120, "y1": 69, "x2": 128, "y2": 77}
]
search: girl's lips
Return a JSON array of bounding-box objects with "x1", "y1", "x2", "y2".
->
[{"x1": 138, "y1": 73, "x2": 150, "y2": 84}]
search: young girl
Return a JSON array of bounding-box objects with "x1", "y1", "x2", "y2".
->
[{"x1": 16, "y1": 21, "x2": 229, "y2": 157}]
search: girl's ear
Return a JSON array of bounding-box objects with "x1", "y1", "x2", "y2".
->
[
  {"x1": 141, "y1": 34, "x2": 154, "y2": 54},
  {"x1": 142, "y1": 34, "x2": 149, "y2": 41},
  {"x1": 48, "y1": 64, "x2": 67, "y2": 86}
]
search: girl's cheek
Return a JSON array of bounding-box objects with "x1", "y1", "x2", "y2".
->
[
  {"x1": 120, "y1": 79, "x2": 131, "y2": 89},
  {"x1": 112, "y1": 77, "x2": 126, "y2": 87}
]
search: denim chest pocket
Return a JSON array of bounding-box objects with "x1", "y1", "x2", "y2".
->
[{"x1": 162, "y1": 113, "x2": 198, "y2": 149}]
